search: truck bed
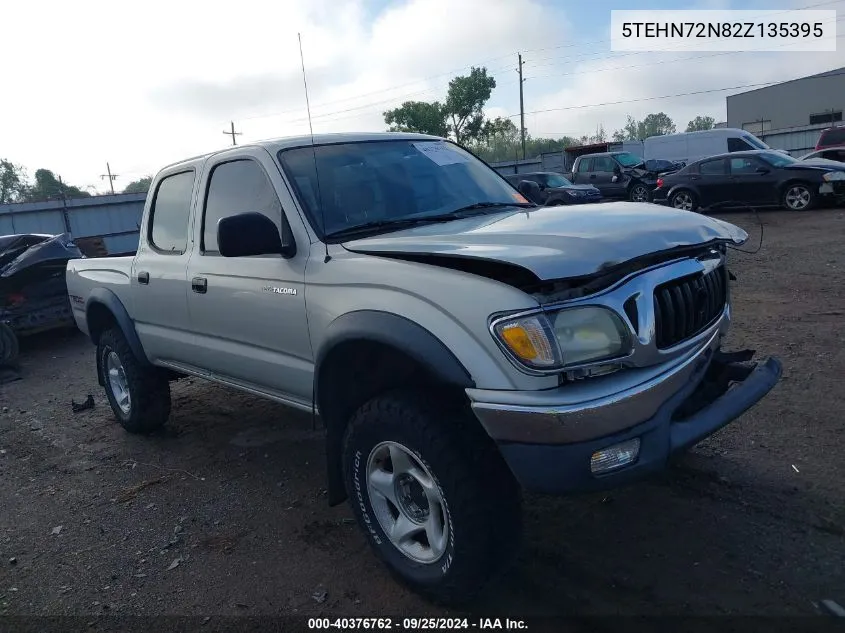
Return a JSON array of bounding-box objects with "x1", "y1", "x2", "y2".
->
[{"x1": 66, "y1": 255, "x2": 135, "y2": 337}]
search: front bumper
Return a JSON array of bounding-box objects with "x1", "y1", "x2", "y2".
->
[{"x1": 469, "y1": 333, "x2": 782, "y2": 494}]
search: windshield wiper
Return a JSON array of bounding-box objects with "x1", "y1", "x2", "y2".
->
[{"x1": 325, "y1": 201, "x2": 531, "y2": 241}]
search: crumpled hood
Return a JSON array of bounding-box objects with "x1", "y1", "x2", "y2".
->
[
  {"x1": 342, "y1": 202, "x2": 747, "y2": 281},
  {"x1": 552, "y1": 184, "x2": 599, "y2": 193}
]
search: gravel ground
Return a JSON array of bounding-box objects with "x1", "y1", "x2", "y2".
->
[{"x1": 1, "y1": 208, "x2": 844, "y2": 620}]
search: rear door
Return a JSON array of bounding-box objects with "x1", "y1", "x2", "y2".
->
[
  {"x1": 130, "y1": 168, "x2": 199, "y2": 364},
  {"x1": 728, "y1": 156, "x2": 779, "y2": 204},
  {"x1": 570, "y1": 158, "x2": 592, "y2": 185},
  {"x1": 692, "y1": 158, "x2": 730, "y2": 207},
  {"x1": 184, "y1": 147, "x2": 314, "y2": 406}
]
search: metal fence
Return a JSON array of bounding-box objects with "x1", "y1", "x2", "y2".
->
[{"x1": 0, "y1": 192, "x2": 146, "y2": 256}]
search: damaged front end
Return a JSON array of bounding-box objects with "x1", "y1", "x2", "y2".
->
[{"x1": 0, "y1": 233, "x2": 83, "y2": 365}]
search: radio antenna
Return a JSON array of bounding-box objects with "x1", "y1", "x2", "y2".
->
[{"x1": 298, "y1": 32, "x2": 330, "y2": 264}]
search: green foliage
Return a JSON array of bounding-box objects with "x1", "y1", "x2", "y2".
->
[
  {"x1": 123, "y1": 176, "x2": 153, "y2": 194},
  {"x1": 444, "y1": 67, "x2": 496, "y2": 144},
  {"x1": 686, "y1": 115, "x2": 716, "y2": 132},
  {"x1": 384, "y1": 100, "x2": 449, "y2": 137},
  {"x1": 0, "y1": 159, "x2": 28, "y2": 204},
  {"x1": 612, "y1": 112, "x2": 677, "y2": 141},
  {"x1": 27, "y1": 168, "x2": 91, "y2": 201}
]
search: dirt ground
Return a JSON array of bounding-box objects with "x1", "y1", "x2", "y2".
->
[{"x1": 1, "y1": 208, "x2": 844, "y2": 620}]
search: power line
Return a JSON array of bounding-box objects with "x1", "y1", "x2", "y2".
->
[{"x1": 504, "y1": 69, "x2": 845, "y2": 119}]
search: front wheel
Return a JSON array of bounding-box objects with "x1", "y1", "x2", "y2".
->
[
  {"x1": 782, "y1": 183, "x2": 815, "y2": 211},
  {"x1": 97, "y1": 328, "x2": 171, "y2": 433},
  {"x1": 629, "y1": 183, "x2": 651, "y2": 202},
  {"x1": 342, "y1": 390, "x2": 522, "y2": 605}
]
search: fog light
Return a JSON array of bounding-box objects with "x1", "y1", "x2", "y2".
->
[{"x1": 590, "y1": 438, "x2": 641, "y2": 474}]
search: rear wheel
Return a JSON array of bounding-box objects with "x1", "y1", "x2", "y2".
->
[
  {"x1": 342, "y1": 389, "x2": 522, "y2": 605},
  {"x1": 670, "y1": 189, "x2": 697, "y2": 211},
  {"x1": 97, "y1": 328, "x2": 171, "y2": 433},
  {"x1": 629, "y1": 183, "x2": 651, "y2": 202},
  {"x1": 782, "y1": 183, "x2": 815, "y2": 211}
]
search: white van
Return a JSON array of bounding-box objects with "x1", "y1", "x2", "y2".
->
[{"x1": 643, "y1": 128, "x2": 772, "y2": 164}]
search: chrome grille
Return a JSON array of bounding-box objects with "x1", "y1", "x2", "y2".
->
[{"x1": 653, "y1": 265, "x2": 727, "y2": 349}]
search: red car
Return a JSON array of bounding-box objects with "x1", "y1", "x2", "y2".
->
[{"x1": 816, "y1": 125, "x2": 845, "y2": 150}]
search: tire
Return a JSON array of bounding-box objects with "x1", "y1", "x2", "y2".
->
[
  {"x1": 97, "y1": 328, "x2": 171, "y2": 433},
  {"x1": 0, "y1": 323, "x2": 19, "y2": 366},
  {"x1": 781, "y1": 182, "x2": 815, "y2": 211},
  {"x1": 629, "y1": 183, "x2": 651, "y2": 202},
  {"x1": 669, "y1": 189, "x2": 697, "y2": 211},
  {"x1": 342, "y1": 389, "x2": 522, "y2": 605}
]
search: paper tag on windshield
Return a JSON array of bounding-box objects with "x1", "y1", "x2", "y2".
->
[{"x1": 413, "y1": 141, "x2": 469, "y2": 166}]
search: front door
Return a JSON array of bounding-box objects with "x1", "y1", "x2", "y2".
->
[
  {"x1": 727, "y1": 156, "x2": 780, "y2": 204},
  {"x1": 185, "y1": 147, "x2": 314, "y2": 407},
  {"x1": 591, "y1": 155, "x2": 624, "y2": 197}
]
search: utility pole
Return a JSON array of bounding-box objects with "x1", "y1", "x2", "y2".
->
[
  {"x1": 517, "y1": 53, "x2": 526, "y2": 160},
  {"x1": 100, "y1": 162, "x2": 118, "y2": 195},
  {"x1": 223, "y1": 121, "x2": 242, "y2": 146}
]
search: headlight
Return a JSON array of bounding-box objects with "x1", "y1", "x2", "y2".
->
[
  {"x1": 493, "y1": 306, "x2": 632, "y2": 371},
  {"x1": 823, "y1": 171, "x2": 845, "y2": 182},
  {"x1": 566, "y1": 190, "x2": 583, "y2": 197}
]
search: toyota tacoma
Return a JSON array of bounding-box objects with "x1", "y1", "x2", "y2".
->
[{"x1": 65, "y1": 132, "x2": 782, "y2": 604}]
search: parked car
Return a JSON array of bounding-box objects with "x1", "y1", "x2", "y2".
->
[
  {"x1": 643, "y1": 128, "x2": 773, "y2": 165},
  {"x1": 502, "y1": 171, "x2": 602, "y2": 205},
  {"x1": 799, "y1": 146, "x2": 845, "y2": 164},
  {"x1": 568, "y1": 151, "x2": 667, "y2": 202},
  {"x1": 1, "y1": 233, "x2": 82, "y2": 366},
  {"x1": 652, "y1": 150, "x2": 845, "y2": 212},
  {"x1": 815, "y1": 125, "x2": 845, "y2": 150},
  {"x1": 66, "y1": 132, "x2": 782, "y2": 604}
]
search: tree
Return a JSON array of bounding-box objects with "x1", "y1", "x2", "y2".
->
[
  {"x1": 26, "y1": 168, "x2": 91, "y2": 202},
  {"x1": 612, "y1": 112, "x2": 676, "y2": 141},
  {"x1": 383, "y1": 100, "x2": 448, "y2": 137},
  {"x1": 686, "y1": 115, "x2": 716, "y2": 132},
  {"x1": 0, "y1": 159, "x2": 29, "y2": 204},
  {"x1": 444, "y1": 67, "x2": 497, "y2": 145},
  {"x1": 124, "y1": 176, "x2": 153, "y2": 194}
]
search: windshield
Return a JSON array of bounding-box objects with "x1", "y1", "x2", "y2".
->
[
  {"x1": 614, "y1": 152, "x2": 644, "y2": 167},
  {"x1": 277, "y1": 140, "x2": 527, "y2": 238},
  {"x1": 758, "y1": 151, "x2": 798, "y2": 167},
  {"x1": 742, "y1": 134, "x2": 768, "y2": 149},
  {"x1": 545, "y1": 173, "x2": 573, "y2": 187}
]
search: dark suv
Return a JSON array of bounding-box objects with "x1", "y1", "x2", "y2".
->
[
  {"x1": 503, "y1": 171, "x2": 602, "y2": 205},
  {"x1": 569, "y1": 151, "x2": 660, "y2": 202}
]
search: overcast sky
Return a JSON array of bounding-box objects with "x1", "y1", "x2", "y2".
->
[{"x1": 2, "y1": 0, "x2": 843, "y2": 193}]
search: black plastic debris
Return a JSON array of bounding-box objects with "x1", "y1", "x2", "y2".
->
[{"x1": 71, "y1": 395, "x2": 95, "y2": 413}]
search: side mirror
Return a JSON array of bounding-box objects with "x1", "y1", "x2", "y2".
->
[
  {"x1": 756, "y1": 167, "x2": 770, "y2": 174},
  {"x1": 218, "y1": 212, "x2": 296, "y2": 258},
  {"x1": 517, "y1": 180, "x2": 542, "y2": 203}
]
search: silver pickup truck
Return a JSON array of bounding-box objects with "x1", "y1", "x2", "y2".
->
[{"x1": 66, "y1": 132, "x2": 782, "y2": 604}]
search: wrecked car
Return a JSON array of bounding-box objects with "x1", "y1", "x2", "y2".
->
[
  {"x1": 1, "y1": 233, "x2": 82, "y2": 365},
  {"x1": 569, "y1": 151, "x2": 682, "y2": 202},
  {"x1": 65, "y1": 133, "x2": 782, "y2": 604}
]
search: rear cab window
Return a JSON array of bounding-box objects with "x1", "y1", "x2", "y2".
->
[{"x1": 148, "y1": 170, "x2": 195, "y2": 254}]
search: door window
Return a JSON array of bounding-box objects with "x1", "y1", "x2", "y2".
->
[
  {"x1": 149, "y1": 170, "x2": 195, "y2": 254},
  {"x1": 727, "y1": 137, "x2": 755, "y2": 152},
  {"x1": 699, "y1": 159, "x2": 727, "y2": 175},
  {"x1": 592, "y1": 156, "x2": 616, "y2": 172},
  {"x1": 577, "y1": 158, "x2": 593, "y2": 173},
  {"x1": 202, "y1": 159, "x2": 283, "y2": 254},
  {"x1": 729, "y1": 157, "x2": 759, "y2": 174}
]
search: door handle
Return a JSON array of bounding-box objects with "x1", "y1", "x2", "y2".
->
[
  {"x1": 589, "y1": 174, "x2": 596, "y2": 179},
  {"x1": 137, "y1": 271, "x2": 149, "y2": 284},
  {"x1": 191, "y1": 277, "x2": 207, "y2": 294}
]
